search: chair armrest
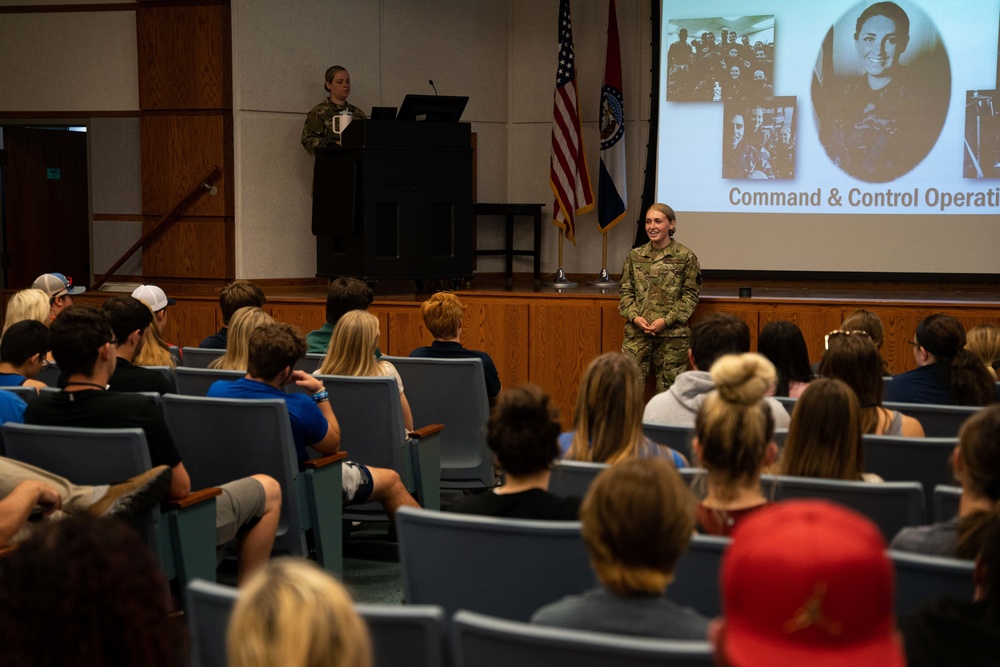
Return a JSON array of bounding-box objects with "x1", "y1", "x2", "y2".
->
[
  {"x1": 164, "y1": 487, "x2": 222, "y2": 510},
  {"x1": 0, "y1": 544, "x2": 18, "y2": 559},
  {"x1": 409, "y1": 423, "x2": 444, "y2": 439},
  {"x1": 305, "y1": 451, "x2": 348, "y2": 469}
]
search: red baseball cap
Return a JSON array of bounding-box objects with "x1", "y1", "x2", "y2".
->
[{"x1": 721, "y1": 500, "x2": 903, "y2": 667}]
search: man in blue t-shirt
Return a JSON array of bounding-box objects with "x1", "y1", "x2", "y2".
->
[{"x1": 208, "y1": 322, "x2": 419, "y2": 519}]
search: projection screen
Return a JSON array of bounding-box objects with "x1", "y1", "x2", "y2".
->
[{"x1": 656, "y1": 0, "x2": 1000, "y2": 275}]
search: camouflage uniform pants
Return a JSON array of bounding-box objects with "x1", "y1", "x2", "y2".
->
[{"x1": 622, "y1": 330, "x2": 689, "y2": 394}]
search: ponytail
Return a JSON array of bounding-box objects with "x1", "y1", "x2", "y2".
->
[{"x1": 951, "y1": 349, "x2": 997, "y2": 407}]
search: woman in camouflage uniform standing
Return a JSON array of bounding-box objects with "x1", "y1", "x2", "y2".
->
[
  {"x1": 619, "y1": 204, "x2": 702, "y2": 393},
  {"x1": 301, "y1": 65, "x2": 368, "y2": 155}
]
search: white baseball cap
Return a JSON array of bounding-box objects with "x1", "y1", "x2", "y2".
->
[{"x1": 131, "y1": 285, "x2": 176, "y2": 312}]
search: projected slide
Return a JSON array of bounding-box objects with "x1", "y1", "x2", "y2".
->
[{"x1": 658, "y1": 1, "x2": 1000, "y2": 217}]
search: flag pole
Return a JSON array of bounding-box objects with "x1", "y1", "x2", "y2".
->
[
  {"x1": 550, "y1": 231, "x2": 578, "y2": 288},
  {"x1": 588, "y1": 231, "x2": 619, "y2": 287}
]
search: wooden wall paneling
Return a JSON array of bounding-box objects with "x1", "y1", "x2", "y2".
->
[
  {"x1": 461, "y1": 298, "x2": 530, "y2": 390},
  {"x1": 266, "y1": 302, "x2": 326, "y2": 336},
  {"x1": 691, "y1": 300, "x2": 760, "y2": 349},
  {"x1": 136, "y1": 5, "x2": 232, "y2": 110},
  {"x1": 383, "y1": 308, "x2": 431, "y2": 357},
  {"x1": 140, "y1": 115, "x2": 231, "y2": 217},
  {"x1": 528, "y1": 301, "x2": 604, "y2": 430},
  {"x1": 601, "y1": 302, "x2": 625, "y2": 354},
  {"x1": 758, "y1": 305, "x2": 844, "y2": 365},
  {"x1": 367, "y1": 308, "x2": 392, "y2": 353},
  {"x1": 139, "y1": 113, "x2": 233, "y2": 278},
  {"x1": 160, "y1": 299, "x2": 220, "y2": 349},
  {"x1": 140, "y1": 216, "x2": 231, "y2": 279}
]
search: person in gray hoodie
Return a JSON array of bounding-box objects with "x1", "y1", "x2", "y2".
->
[{"x1": 643, "y1": 313, "x2": 791, "y2": 429}]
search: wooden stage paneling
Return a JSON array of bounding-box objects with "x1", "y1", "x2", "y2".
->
[{"x1": 45, "y1": 277, "x2": 1000, "y2": 430}]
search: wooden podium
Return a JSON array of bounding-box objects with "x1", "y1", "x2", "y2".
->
[{"x1": 312, "y1": 119, "x2": 473, "y2": 282}]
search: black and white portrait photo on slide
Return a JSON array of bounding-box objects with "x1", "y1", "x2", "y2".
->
[
  {"x1": 666, "y1": 16, "x2": 774, "y2": 102},
  {"x1": 722, "y1": 97, "x2": 796, "y2": 180},
  {"x1": 811, "y1": 1, "x2": 950, "y2": 183}
]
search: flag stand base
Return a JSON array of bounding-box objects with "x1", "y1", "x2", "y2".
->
[
  {"x1": 589, "y1": 268, "x2": 619, "y2": 287},
  {"x1": 548, "y1": 268, "x2": 578, "y2": 289}
]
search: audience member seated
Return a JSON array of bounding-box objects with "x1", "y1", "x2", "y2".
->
[
  {"x1": 408, "y1": 292, "x2": 501, "y2": 398},
  {"x1": 228, "y1": 558, "x2": 373, "y2": 667},
  {"x1": 840, "y1": 308, "x2": 891, "y2": 376},
  {"x1": 777, "y1": 378, "x2": 883, "y2": 482},
  {"x1": 965, "y1": 323, "x2": 1000, "y2": 380},
  {"x1": 208, "y1": 306, "x2": 275, "y2": 370},
  {"x1": 31, "y1": 272, "x2": 85, "y2": 325},
  {"x1": 208, "y1": 322, "x2": 419, "y2": 520},
  {"x1": 0, "y1": 457, "x2": 171, "y2": 546},
  {"x1": 644, "y1": 313, "x2": 790, "y2": 429},
  {"x1": 892, "y1": 404, "x2": 1000, "y2": 558},
  {"x1": 317, "y1": 310, "x2": 414, "y2": 432},
  {"x1": 757, "y1": 320, "x2": 812, "y2": 398},
  {"x1": 200, "y1": 279, "x2": 266, "y2": 349},
  {"x1": 451, "y1": 384, "x2": 578, "y2": 520},
  {"x1": 562, "y1": 353, "x2": 686, "y2": 467},
  {"x1": 131, "y1": 285, "x2": 179, "y2": 368},
  {"x1": 102, "y1": 296, "x2": 176, "y2": 395},
  {"x1": 820, "y1": 333, "x2": 924, "y2": 437},
  {"x1": 0, "y1": 320, "x2": 49, "y2": 391},
  {"x1": 0, "y1": 516, "x2": 183, "y2": 666},
  {"x1": 25, "y1": 306, "x2": 281, "y2": 584},
  {"x1": 711, "y1": 500, "x2": 904, "y2": 666},
  {"x1": 306, "y1": 276, "x2": 380, "y2": 357},
  {"x1": 1, "y1": 288, "x2": 49, "y2": 335},
  {"x1": 900, "y1": 513, "x2": 1000, "y2": 666},
  {"x1": 692, "y1": 353, "x2": 778, "y2": 536},
  {"x1": 0, "y1": 389, "x2": 26, "y2": 424},
  {"x1": 884, "y1": 314, "x2": 996, "y2": 406},
  {"x1": 531, "y1": 457, "x2": 708, "y2": 639}
]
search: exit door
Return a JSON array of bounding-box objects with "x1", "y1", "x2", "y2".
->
[{"x1": 1, "y1": 126, "x2": 89, "y2": 289}]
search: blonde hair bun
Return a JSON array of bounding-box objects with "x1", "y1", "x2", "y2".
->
[{"x1": 710, "y1": 353, "x2": 775, "y2": 405}]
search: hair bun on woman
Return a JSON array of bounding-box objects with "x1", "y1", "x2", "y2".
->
[{"x1": 710, "y1": 353, "x2": 776, "y2": 405}]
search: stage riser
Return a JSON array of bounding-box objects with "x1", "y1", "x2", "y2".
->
[{"x1": 26, "y1": 292, "x2": 1000, "y2": 431}]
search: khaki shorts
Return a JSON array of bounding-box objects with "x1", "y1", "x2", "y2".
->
[{"x1": 215, "y1": 477, "x2": 267, "y2": 546}]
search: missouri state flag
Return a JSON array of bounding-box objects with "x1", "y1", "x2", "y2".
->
[{"x1": 597, "y1": 0, "x2": 627, "y2": 231}]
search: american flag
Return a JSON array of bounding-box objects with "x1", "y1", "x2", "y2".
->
[{"x1": 550, "y1": 0, "x2": 594, "y2": 245}]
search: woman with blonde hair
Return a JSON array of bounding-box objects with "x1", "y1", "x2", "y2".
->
[
  {"x1": 228, "y1": 558, "x2": 373, "y2": 667},
  {"x1": 820, "y1": 332, "x2": 924, "y2": 436},
  {"x1": 133, "y1": 305, "x2": 177, "y2": 368},
  {"x1": 2, "y1": 288, "x2": 50, "y2": 335},
  {"x1": 317, "y1": 309, "x2": 413, "y2": 431},
  {"x1": 692, "y1": 353, "x2": 779, "y2": 536},
  {"x1": 563, "y1": 352, "x2": 685, "y2": 467},
  {"x1": 966, "y1": 323, "x2": 1000, "y2": 380},
  {"x1": 208, "y1": 307, "x2": 275, "y2": 370},
  {"x1": 778, "y1": 377, "x2": 883, "y2": 482}
]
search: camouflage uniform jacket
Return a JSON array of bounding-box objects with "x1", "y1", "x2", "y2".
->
[
  {"x1": 619, "y1": 239, "x2": 702, "y2": 336},
  {"x1": 301, "y1": 99, "x2": 368, "y2": 156}
]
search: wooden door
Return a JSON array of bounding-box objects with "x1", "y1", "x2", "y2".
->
[{"x1": 2, "y1": 126, "x2": 90, "y2": 288}]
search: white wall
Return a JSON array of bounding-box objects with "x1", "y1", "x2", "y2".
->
[
  {"x1": 0, "y1": 11, "x2": 138, "y2": 112},
  {"x1": 89, "y1": 118, "x2": 143, "y2": 275},
  {"x1": 231, "y1": 0, "x2": 649, "y2": 279},
  {"x1": 0, "y1": 1, "x2": 653, "y2": 281}
]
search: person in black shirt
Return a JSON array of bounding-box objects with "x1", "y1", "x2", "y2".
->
[
  {"x1": 102, "y1": 296, "x2": 175, "y2": 395},
  {"x1": 450, "y1": 384, "x2": 578, "y2": 520}
]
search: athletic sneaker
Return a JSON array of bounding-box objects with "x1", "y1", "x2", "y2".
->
[{"x1": 88, "y1": 465, "x2": 173, "y2": 517}]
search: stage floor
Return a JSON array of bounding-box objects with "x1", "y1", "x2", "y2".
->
[{"x1": 245, "y1": 274, "x2": 1000, "y2": 306}]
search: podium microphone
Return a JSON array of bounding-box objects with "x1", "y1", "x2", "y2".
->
[{"x1": 429, "y1": 79, "x2": 438, "y2": 95}]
